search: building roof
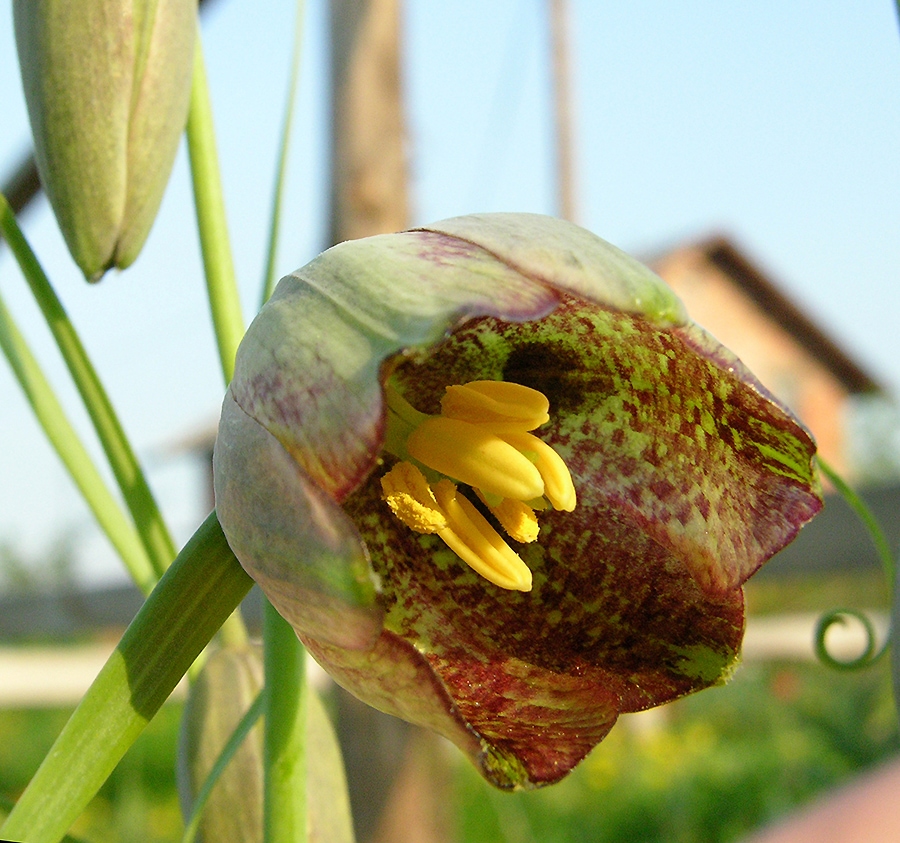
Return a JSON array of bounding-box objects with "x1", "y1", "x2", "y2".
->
[{"x1": 651, "y1": 234, "x2": 884, "y2": 396}]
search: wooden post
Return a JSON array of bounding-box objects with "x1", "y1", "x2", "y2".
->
[
  {"x1": 328, "y1": 0, "x2": 409, "y2": 245},
  {"x1": 549, "y1": 0, "x2": 579, "y2": 223},
  {"x1": 327, "y1": 5, "x2": 446, "y2": 843}
]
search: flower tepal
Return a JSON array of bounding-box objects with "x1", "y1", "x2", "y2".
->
[{"x1": 214, "y1": 213, "x2": 822, "y2": 789}]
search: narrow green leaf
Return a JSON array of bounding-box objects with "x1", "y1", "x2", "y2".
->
[
  {"x1": 0, "y1": 795, "x2": 87, "y2": 843},
  {"x1": 0, "y1": 512, "x2": 253, "y2": 843},
  {"x1": 184, "y1": 29, "x2": 250, "y2": 650},
  {"x1": 261, "y1": 0, "x2": 306, "y2": 307},
  {"x1": 0, "y1": 190, "x2": 176, "y2": 577},
  {"x1": 0, "y1": 287, "x2": 157, "y2": 593}
]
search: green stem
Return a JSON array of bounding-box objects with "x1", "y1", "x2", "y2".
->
[
  {"x1": 261, "y1": 0, "x2": 306, "y2": 306},
  {"x1": 186, "y1": 33, "x2": 245, "y2": 384},
  {"x1": 264, "y1": 600, "x2": 308, "y2": 843},
  {"x1": 0, "y1": 512, "x2": 253, "y2": 843},
  {"x1": 185, "y1": 33, "x2": 249, "y2": 646},
  {"x1": 0, "y1": 191, "x2": 175, "y2": 578},
  {"x1": 257, "y1": 10, "x2": 310, "y2": 834},
  {"x1": 0, "y1": 289, "x2": 156, "y2": 594}
]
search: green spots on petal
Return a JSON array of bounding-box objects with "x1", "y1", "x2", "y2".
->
[
  {"x1": 479, "y1": 743, "x2": 532, "y2": 790},
  {"x1": 747, "y1": 417, "x2": 822, "y2": 485},
  {"x1": 545, "y1": 608, "x2": 563, "y2": 626},
  {"x1": 669, "y1": 643, "x2": 739, "y2": 684}
]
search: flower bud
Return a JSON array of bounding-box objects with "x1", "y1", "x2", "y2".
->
[
  {"x1": 178, "y1": 645, "x2": 264, "y2": 843},
  {"x1": 178, "y1": 644, "x2": 356, "y2": 842},
  {"x1": 14, "y1": 0, "x2": 196, "y2": 281}
]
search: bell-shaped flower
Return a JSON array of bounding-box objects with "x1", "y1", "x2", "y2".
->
[
  {"x1": 214, "y1": 213, "x2": 822, "y2": 789},
  {"x1": 14, "y1": 0, "x2": 196, "y2": 281}
]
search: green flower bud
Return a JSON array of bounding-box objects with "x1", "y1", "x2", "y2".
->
[
  {"x1": 179, "y1": 644, "x2": 356, "y2": 842},
  {"x1": 179, "y1": 645, "x2": 264, "y2": 843},
  {"x1": 14, "y1": 0, "x2": 196, "y2": 281}
]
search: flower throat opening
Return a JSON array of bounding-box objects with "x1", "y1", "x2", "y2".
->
[{"x1": 380, "y1": 380, "x2": 577, "y2": 592}]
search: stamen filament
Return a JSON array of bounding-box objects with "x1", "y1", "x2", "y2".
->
[{"x1": 383, "y1": 381, "x2": 429, "y2": 460}]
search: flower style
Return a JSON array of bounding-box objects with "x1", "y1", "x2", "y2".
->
[{"x1": 213, "y1": 213, "x2": 822, "y2": 789}]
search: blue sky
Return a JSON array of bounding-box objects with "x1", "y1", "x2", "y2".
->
[{"x1": 1, "y1": 1, "x2": 899, "y2": 582}]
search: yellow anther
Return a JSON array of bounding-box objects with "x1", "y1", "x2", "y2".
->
[
  {"x1": 432, "y1": 481, "x2": 533, "y2": 592},
  {"x1": 379, "y1": 465, "x2": 533, "y2": 591},
  {"x1": 407, "y1": 416, "x2": 544, "y2": 502},
  {"x1": 381, "y1": 377, "x2": 577, "y2": 592},
  {"x1": 476, "y1": 491, "x2": 540, "y2": 543},
  {"x1": 498, "y1": 431, "x2": 577, "y2": 512},
  {"x1": 381, "y1": 463, "x2": 447, "y2": 534},
  {"x1": 441, "y1": 381, "x2": 550, "y2": 430}
]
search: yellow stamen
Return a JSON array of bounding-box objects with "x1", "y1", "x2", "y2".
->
[
  {"x1": 498, "y1": 430, "x2": 577, "y2": 512},
  {"x1": 441, "y1": 380, "x2": 550, "y2": 430},
  {"x1": 381, "y1": 463, "x2": 447, "y2": 534},
  {"x1": 407, "y1": 417, "x2": 544, "y2": 502},
  {"x1": 433, "y1": 481, "x2": 533, "y2": 591},
  {"x1": 380, "y1": 378, "x2": 577, "y2": 592},
  {"x1": 380, "y1": 464, "x2": 532, "y2": 591}
]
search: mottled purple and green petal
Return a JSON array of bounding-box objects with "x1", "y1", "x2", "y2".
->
[
  {"x1": 214, "y1": 212, "x2": 822, "y2": 790},
  {"x1": 216, "y1": 214, "x2": 683, "y2": 647},
  {"x1": 326, "y1": 295, "x2": 819, "y2": 787}
]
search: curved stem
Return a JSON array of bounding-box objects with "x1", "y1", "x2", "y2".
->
[
  {"x1": 814, "y1": 456, "x2": 895, "y2": 670},
  {"x1": 817, "y1": 457, "x2": 894, "y2": 590}
]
